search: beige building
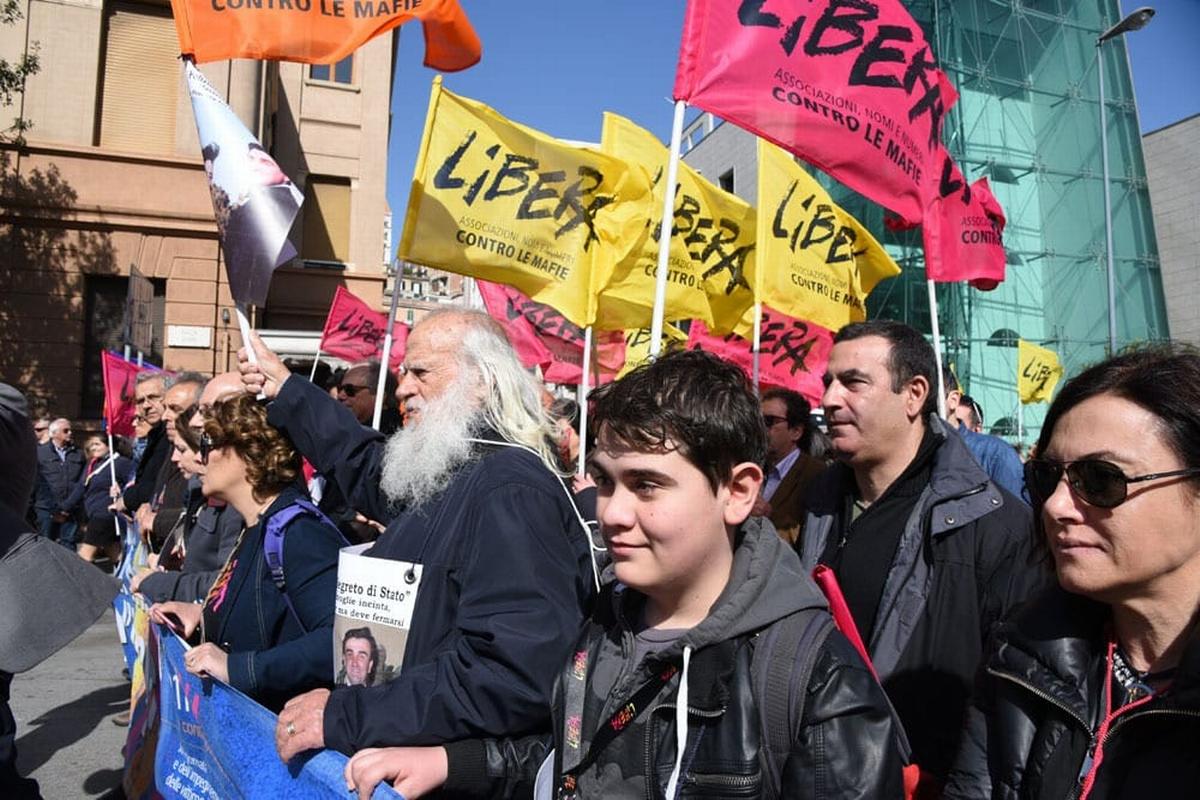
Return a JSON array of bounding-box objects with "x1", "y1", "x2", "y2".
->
[
  {"x1": 0, "y1": 0, "x2": 396, "y2": 421},
  {"x1": 1144, "y1": 114, "x2": 1200, "y2": 347}
]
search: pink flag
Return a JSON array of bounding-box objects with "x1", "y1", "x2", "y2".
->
[
  {"x1": 674, "y1": 0, "x2": 958, "y2": 224},
  {"x1": 477, "y1": 280, "x2": 624, "y2": 385},
  {"x1": 687, "y1": 307, "x2": 833, "y2": 405},
  {"x1": 101, "y1": 352, "x2": 168, "y2": 437},
  {"x1": 923, "y1": 168, "x2": 1007, "y2": 290},
  {"x1": 318, "y1": 286, "x2": 408, "y2": 371}
]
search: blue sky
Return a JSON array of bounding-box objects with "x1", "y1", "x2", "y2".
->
[{"x1": 384, "y1": 1, "x2": 1200, "y2": 228}]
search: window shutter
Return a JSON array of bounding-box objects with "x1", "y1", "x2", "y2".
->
[{"x1": 99, "y1": 3, "x2": 179, "y2": 155}]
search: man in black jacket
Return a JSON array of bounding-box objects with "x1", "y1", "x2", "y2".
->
[
  {"x1": 33, "y1": 418, "x2": 85, "y2": 549},
  {"x1": 111, "y1": 372, "x2": 170, "y2": 517},
  {"x1": 239, "y1": 309, "x2": 595, "y2": 762},
  {"x1": 796, "y1": 320, "x2": 1045, "y2": 789}
]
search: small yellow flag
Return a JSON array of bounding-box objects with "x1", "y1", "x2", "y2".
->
[
  {"x1": 598, "y1": 113, "x2": 756, "y2": 334},
  {"x1": 755, "y1": 141, "x2": 900, "y2": 333},
  {"x1": 1018, "y1": 339, "x2": 1063, "y2": 404},
  {"x1": 399, "y1": 78, "x2": 654, "y2": 328},
  {"x1": 617, "y1": 323, "x2": 687, "y2": 378}
]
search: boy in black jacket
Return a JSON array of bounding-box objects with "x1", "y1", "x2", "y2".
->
[{"x1": 344, "y1": 350, "x2": 904, "y2": 799}]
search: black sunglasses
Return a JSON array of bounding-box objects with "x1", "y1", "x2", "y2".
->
[
  {"x1": 763, "y1": 414, "x2": 788, "y2": 428},
  {"x1": 1025, "y1": 458, "x2": 1200, "y2": 509},
  {"x1": 199, "y1": 433, "x2": 218, "y2": 466},
  {"x1": 338, "y1": 383, "x2": 371, "y2": 398}
]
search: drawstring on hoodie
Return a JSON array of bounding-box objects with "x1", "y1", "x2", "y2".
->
[{"x1": 664, "y1": 645, "x2": 693, "y2": 800}]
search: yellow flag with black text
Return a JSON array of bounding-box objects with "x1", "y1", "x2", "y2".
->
[
  {"x1": 399, "y1": 78, "x2": 654, "y2": 328},
  {"x1": 1018, "y1": 339, "x2": 1063, "y2": 404},
  {"x1": 617, "y1": 323, "x2": 687, "y2": 378},
  {"x1": 756, "y1": 140, "x2": 900, "y2": 333},
  {"x1": 598, "y1": 113, "x2": 756, "y2": 334}
]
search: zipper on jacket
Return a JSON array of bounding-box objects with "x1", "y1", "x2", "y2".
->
[
  {"x1": 986, "y1": 667, "x2": 1091, "y2": 731},
  {"x1": 1070, "y1": 707, "x2": 1200, "y2": 799},
  {"x1": 645, "y1": 702, "x2": 725, "y2": 799}
]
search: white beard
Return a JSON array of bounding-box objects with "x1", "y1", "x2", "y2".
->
[{"x1": 379, "y1": 379, "x2": 483, "y2": 509}]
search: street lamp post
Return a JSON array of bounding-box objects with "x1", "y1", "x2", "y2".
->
[{"x1": 1097, "y1": 6, "x2": 1154, "y2": 356}]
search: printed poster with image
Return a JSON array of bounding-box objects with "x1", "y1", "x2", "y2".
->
[{"x1": 334, "y1": 544, "x2": 422, "y2": 688}]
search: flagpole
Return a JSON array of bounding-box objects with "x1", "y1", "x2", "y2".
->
[
  {"x1": 751, "y1": 301, "x2": 763, "y2": 392},
  {"x1": 649, "y1": 100, "x2": 687, "y2": 357},
  {"x1": 107, "y1": 429, "x2": 122, "y2": 551},
  {"x1": 373, "y1": 282, "x2": 403, "y2": 431},
  {"x1": 926, "y1": 280, "x2": 948, "y2": 419},
  {"x1": 577, "y1": 326, "x2": 593, "y2": 479},
  {"x1": 309, "y1": 350, "x2": 322, "y2": 382}
]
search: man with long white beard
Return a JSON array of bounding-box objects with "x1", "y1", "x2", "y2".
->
[{"x1": 237, "y1": 309, "x2": 596, "y2": 764}]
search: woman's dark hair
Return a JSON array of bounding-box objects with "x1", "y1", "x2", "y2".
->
[
  {"x1": 1036, "y1": 343, "x2": 1200, "y2": 478},
  {"x1": 589, "y1": 349, "x2": 766, "y2": 493},
  {"x1": 204, "y1": 394, "x2": 301, "y2": 501},
  {"x1": 175, "y1": 405, "x2": 201, "y2": 453}
]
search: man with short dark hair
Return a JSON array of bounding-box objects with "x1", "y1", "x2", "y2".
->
[
  {"x1": 797, "y1": 319, "x2": 1043, "y2": 789},
  {"x1": 752, "y1": 387, "x2": 825, "y2": 544},
  {"x1": 340, "y1": 629, "x2": 379, "y2": 688},
  {"x1": 33, "y1": 418, "x2": 85, "y2": 549},
  {"x1": 954, "y1": 395, "x2": 983, "y2": 433}
]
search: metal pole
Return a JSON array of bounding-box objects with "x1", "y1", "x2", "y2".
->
[
  {"x1": 649, "y1": 100, "x2": 687, "y2": 357},
  {"x1": 751, "y1": 301, "x2": 762, "y2": 392},
  {"x1": 373, "y1": 284, "x2": 403, "y2": 431},
  {"x1": 577, "y1": 326, "x2": 593, "y2": 479},
  {"x1": 927, "y1": 280, "x2": 948, "y2": 420},
  {"x1": 1098, "y1": 43, "x2": 1118, "y2": 356}
]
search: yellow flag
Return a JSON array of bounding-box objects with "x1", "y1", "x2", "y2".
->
[
  {"x1": 1018, "y1": 339, "x2": 1063, "y2": 404},
  {"x1": 617, "y1": 323, "x2": 687, "y2": 378},
  {"x1": 597, "y1": 113, "x2": 756, "y2": 333},
  {"x1": 399, "y1": 78, "x2": 653, "y2": 328},
  {"x1": 755, "y1": 140, "x2": 900, "y2": 333}
]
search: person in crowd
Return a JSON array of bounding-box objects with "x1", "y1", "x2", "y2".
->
[
  {"x1": 32, "y1": 418, "x2": 49, "y2": 446},
  {"x1": 67, "y1": 436, "x2": 132, "y2": 567},
  {"x1": 136, "y1": 373, "x2": 205, "y2": 555},
  {"x1": 796, "y1": 320, "x2": 1043, "y2": 791},
  {"x1": 752, "y1": 387, "x2": 827, "y2": 544},
  {"x1": 33, "y1": 417, "x2": 85, "y2": 549},
  {"x1": 148, "y1": 394, "x2": 342, "y2": 712},
  {"x1": 340, "y1": 628, "x2": 380, "y2": 688},
  {"x1": 134, "y1": 374, "x2": 247, "y2": 602},
  {"x1": 548, "y1": 396, "x2": 582, "y2": 473},
  {"x1": 237, "y1": 308, "x2": 594, "y2": 762},
  {"x1": 1, "y1": 384, "x2": 117, "y2": 799},
  {"x1": 343, "y1": 349, "x2": 905, "y2": 800},
  {"x1": 943, "y1": 369, "x2": 1028, "y2": 502},
  {"x1": 944, "y1": 345, "x2": 1200, "y2": 799},
  {"x1": 336, "y1": 361, "x2": 402, "y2": 435},
  {"x1": 111, "y1": 372, "x2": 170, "y2": 516},
  {"x1": 954, "y1": 394, "x2": 984, "y2": 433}
]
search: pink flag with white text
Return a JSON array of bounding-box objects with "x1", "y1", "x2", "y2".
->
[
  {"x1": 674, "y1": 0, "x2": 958, "y2": 225},
  {"x1": 687, "y1": 307, "x2": 833, "y2": 405}
]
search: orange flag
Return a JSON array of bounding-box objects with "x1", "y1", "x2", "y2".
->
[{"x1": 169, "y1": 0, "x2": 480, "y2": 71}]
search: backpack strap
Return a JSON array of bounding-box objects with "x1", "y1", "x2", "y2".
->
[
  {"x1": 263, "y1": 497, "x2": 345, "y2": 634},
  {"x1": 751, "y1": 608, "x2": 834, "y2": 800}
]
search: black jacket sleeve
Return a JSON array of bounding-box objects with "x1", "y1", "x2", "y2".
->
[
  {"x1": 321, "y1": 480, "x2": 585, "y2": 753},
  {"x1": 976, "y1": 492, "x2": 1046, "y2": 643},
  {"x1": 941, "y1": 663, "x2": 996, "y2": 800},
  {"x1": 124, "y1": 425, "x2": 169, "y2": 511},
  {"x1": 265, "y1": 377, "x2": 394, "y2": 524},
  {"x1": 441, "y1": 735, "x2": 550, "y2": 799},
  {"x1": 784, "y1": 630, "x2": 906, "y2": 799}
]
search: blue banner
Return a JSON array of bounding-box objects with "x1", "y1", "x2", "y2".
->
[{"x1": 140, "y1": 624, "x2": 402, "y2": 799}]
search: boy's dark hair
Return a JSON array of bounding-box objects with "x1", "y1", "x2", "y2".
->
[
  {"x1": 835, "y1": 320, "x2": 937, "y2": 416},
  {"x1": 589, "y1": 349, "x2": 766, "y2": 492}
]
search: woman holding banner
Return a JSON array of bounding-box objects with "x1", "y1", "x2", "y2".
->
[{"x1": 150, "y1": 395, "x2": 344, "y2": 711}]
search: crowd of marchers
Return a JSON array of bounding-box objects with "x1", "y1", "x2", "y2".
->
[{"x1": 3, "y1": 307, "x2": 1199, "y2": 800}]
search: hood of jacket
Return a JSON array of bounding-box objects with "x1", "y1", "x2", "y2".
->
[{"x1": 612, "y1": 515, "x2": 828, "y2": 662}]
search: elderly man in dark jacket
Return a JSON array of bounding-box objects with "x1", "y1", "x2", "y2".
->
[
  {"x1": 33, "y1": 418, "x2": 86, "y2": 549},
  {"x1": 796, "y1": 321, "x2": 1046, "y2": 790},
  {"x1": 1, "y1": 385, "x2": 117, "y2": 798},
  {"x1": 239, "y1": 309, "x2": 595, "y2": 762}
]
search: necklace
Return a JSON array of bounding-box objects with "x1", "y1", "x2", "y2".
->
[{"x1": 1112, "y1": 645, "x2": 1177, "y2": 702}]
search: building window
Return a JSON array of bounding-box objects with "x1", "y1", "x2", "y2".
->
[
  {"x1": 301, "y1": 176, "x2": 352, "y2": 264},
  {"x1": 98, "y1": 2, "x2": 179, "y2": 154},
  {"x1": 81, "y1": 274, "x2": 165, "y2": 418},
  {"x1": 310, "y1": 55, "x2": 354, "y2": 85},
  {"x1": 718, "y1": 169, "x2": 735, "y2": 193}
]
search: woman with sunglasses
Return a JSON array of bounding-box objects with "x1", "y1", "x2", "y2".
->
[
  {"x1": 945, "y1": 345, "x2": 1200, "y2": 800},
  {"x1": 149, "y1": 394, "x2": 343, "y2": 711}
]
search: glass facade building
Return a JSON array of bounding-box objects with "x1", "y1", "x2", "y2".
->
[{"x1": 683, "y1": 0, "x2": 1168, "y2": 445}]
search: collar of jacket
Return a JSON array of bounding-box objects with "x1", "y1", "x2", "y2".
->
[
  {"x1": 595, "y1": 516, "x2": 828, "y2": 712},
  {"x1": 990, "y1": 585, "x2": 1200, "y2": 722}
]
